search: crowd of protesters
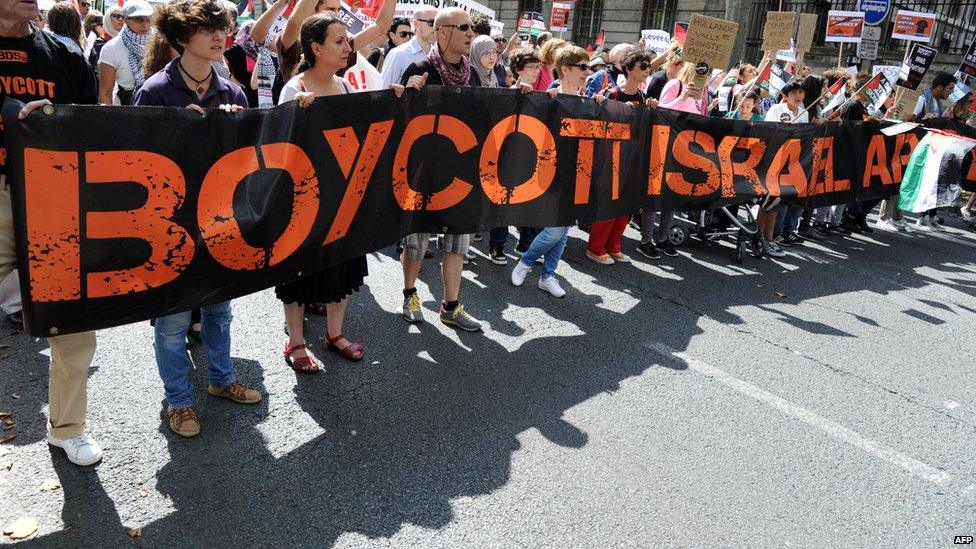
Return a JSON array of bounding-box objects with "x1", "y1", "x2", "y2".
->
[{"x1": 2, "y1": 0, "x2": 975, "y2": 465}]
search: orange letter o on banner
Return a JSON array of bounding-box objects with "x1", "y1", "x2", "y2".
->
[
  {"x1": 392, "y1": 115, "x2": 476, "y2": 211},
  {"x1": 198, "y1": 143, "x2": 319, "y2": 270},
  {"x1": 479, "y1": 115, "x2": 556, "y2": 204}
]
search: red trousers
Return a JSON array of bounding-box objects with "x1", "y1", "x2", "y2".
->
[{"x1": 587, "y1": 215, "x2": 630, "y2": 256}]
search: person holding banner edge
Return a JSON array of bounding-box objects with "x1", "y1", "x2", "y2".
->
[
  {"x1": 0, "y1": 0, "x2": 102, "y2": 465},
  {"x1": 133, "y1": 0, "x2": 261, "y2": 439},
  {"x1": 398, "y1": 8, "x2": 483, "y2": 330}
]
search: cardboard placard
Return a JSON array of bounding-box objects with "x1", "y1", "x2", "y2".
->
[
  {"x1": 550, "y1": 2, "x2": 571, "y2": 33},
  {"x1": 795, "y1": 13, "x2": 818, "y2": 53},
  {"x1": 872, "y1": 65, "x2": 901, "y2": 85},
  {"x1": 959, "y1": 35, "x2": 976, "y2": 79},
  {"x1": 641, "y1": 30, "x2": 671, "y2": 54},
  {"x1": 682, "y1": 14, "x2": 738, "y2": 99},
  {"x1": 825, "y1": 10, "x2": 864, "y2": 43},
  {"x1": 896, "y1": 43, "x2": 937, "y2": 91},
  {"x1": 891, "y1": 10, "x2": 936, "y2": 43},
  {"x1": 889, "y1": 85, "x2": 921, "y2": 121},
  {"x1": 762, "y1": 11, "x2": 795, "y2": 53}
]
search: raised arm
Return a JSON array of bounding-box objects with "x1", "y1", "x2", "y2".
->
[
  {"x1": 281, "y1": 0, "x2": 319, "y2": 50},
  {"x1": 352, "y1": 0, "x2": 394, "y2": 55},
  {"x1": 252, "y1": 0, "x2": 290, "y2": 45}
]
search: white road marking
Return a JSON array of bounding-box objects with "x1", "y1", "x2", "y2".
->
[{"x1": 646, "y1": 343, "x2": 952, "y2": 486}]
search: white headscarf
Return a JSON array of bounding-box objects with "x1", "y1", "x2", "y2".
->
[{"x1": 104, "y1": 5, "x2": 123, "y2": 38}]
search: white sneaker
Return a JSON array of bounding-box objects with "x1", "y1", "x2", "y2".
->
[
  {"x1": 876, "y1": 219, "x2": 898, "y2": 232},
  {"x1": 929, "y1": 218, "x2": 944, "y2": 231},
  {"x1": 914, "y1": 218, "x2": 930, "y2": 230},
  {"x1": 538, "y1": 276, "x2": 566, "y2": 297},
  {"x1": 47, "y1": 432, "x2": 102, "y2": 466},
  {"x1": 511, "y1": 262, "x2": 531, "y2": 287},
  {"x1": 961, "y1": 209, "x2": 973, "y2": 222}
]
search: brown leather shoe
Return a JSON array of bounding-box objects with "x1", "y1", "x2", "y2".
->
[
  {"x1": 167, "y1": 406, "x2": 200, "y2": 438},
  {"x1": 207, "y1": 382, "x2": 262, "y2": 404}
]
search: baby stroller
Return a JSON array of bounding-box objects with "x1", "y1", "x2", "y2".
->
[{"x1": 669, "y1": 196, "x2": 779, "y2": 264}]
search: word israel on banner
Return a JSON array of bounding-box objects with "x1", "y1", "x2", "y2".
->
[{"x1": 6, "y1": 89, "x2": 960, "y2": 336}]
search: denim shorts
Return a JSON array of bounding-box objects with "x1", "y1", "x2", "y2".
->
[{"x1": 403, "y1": 233, "x2": 470, "y2": 260}]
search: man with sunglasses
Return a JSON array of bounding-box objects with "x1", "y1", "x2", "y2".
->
[
  {"x1": 367, "y1": 16, "x2": 411, "y2": 71},
  {"x1": 380, "y1": 6, "x2": 437, "y2": 89},
  {"x1": 397, "y1": 8, "x2": 484, "y2": 332},
  {"x1": 78, "y1": 0, "x2": 90, "y2": 17},
  {"x1": 275, "y1": 0, "x2": 395, "y2": 86}
]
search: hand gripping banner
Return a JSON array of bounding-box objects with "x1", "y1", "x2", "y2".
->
[{"x1": 3, "y1": 87, "x2": 961, "y2": 336}]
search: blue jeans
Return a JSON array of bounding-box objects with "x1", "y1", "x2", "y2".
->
[
  {"x1": 520, "y1": 226, "x2": 569, "y2": 279},
  {"x1": 774, "y1": 205, "x2": 803, "y2": 237},
  {"x1": 154, "y1": 301, "x2": 235, "y2": 409}
]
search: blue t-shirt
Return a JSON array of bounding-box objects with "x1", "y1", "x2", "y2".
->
[{"x1": 133, "y1": 59, "x2": 249, "y2": 108}]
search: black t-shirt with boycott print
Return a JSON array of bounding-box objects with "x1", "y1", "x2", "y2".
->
[{"x1": 0, "y1": 25, "x2": 97, "y2": 176}]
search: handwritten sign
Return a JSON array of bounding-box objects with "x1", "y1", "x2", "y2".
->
[
  {"x1": 825, "y1": 10, "x2": 864, "y2": 43},
  {"x1": 795, "y1": 13, "x2": 818, "y2": 53},
  {"x1": 641, "y1": 29, "x2": 671, "y2": 54},
  {"x1": 762, "y1": 11, "x2": 795, "y2": 52},
  {"x1": 683, "y1": 14, "x2": 738, "y2": 99}
]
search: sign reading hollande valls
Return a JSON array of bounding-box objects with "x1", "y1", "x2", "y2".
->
[{"x1": 857, "y1": 0, "x2": 890, "y2": 26}]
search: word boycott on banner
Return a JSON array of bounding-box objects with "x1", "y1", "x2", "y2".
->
[{"x1": 4, "y1": 90, "x2": 975, "y2": 336}]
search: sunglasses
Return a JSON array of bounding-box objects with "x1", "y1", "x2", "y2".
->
[
  {"x1": 571, "y1": 63, "x2": 590, "y2": 71},
  {"x1": 415, "y1": 18, "x2": 434, "y2": 26},
  {"x1": 494, "y1": 37, "x2": 507, "y2": 44},
  {"x1": 442, "y1": 24, "x2": 472, "y2": 32},
  {"x1": 396, "y1": 30, "x2": 414, "y2": 38},
  {"x1": 79, "y1": 1, "x2": 90, "y2": 6},
  {"x1": 110, "y1": 13, "x2": 124, "y2": 19},
  {"x1": 638, "y1": 62, "x2": 650, "y2": 70}
]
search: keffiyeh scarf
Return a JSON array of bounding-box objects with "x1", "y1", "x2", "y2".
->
[
  {"x1": 120, "y1": 24, "x2": 148, "y2": 88},
  {"x1": 428, "y1": 43, "x2": 470, "y2": 86}
]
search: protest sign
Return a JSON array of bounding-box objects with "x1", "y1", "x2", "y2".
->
[
  {"x1": 4, "y1": 91, "x2": 946, "y2": 335},
  {"x1": 795, "y1": 12, "x2": 818, "y2": 53},
  {"x1": 872, "y1": 65, "x2": 901, "y2": 85},
  {"x1": 762, "y1": 11, "x2": 795, "y2": 53},
  {"x1": 641, "y1": 30, "x2": 671, "y2": 54},
  {"x1": 394, "y1": 0, "x2": 494, "y2": 20},
  {"x1": 895, "y1": 43, "x2": 937, "y2": 91},
  {"x1": 343, "y1": 53, "x2": 384, "y2": 92},
  {"x1": 776, "y1": 47, "x2": 796, "y2": 63},
  {"x1": 518, "y1": 11, "x2": 546, "y2": 37},
  {"x1": 891, "y1": 10, "x2": 936, "y2": 42},
  {"x1": 682, "y1": 14, "x2": 738, "y2": 99},
  {"x1": 550, "y1": 2, "x2": 571, "y2": 32},
  {"x1": 889, "y1": 85, "x2": 922, "y2": 120},
  {"x1": 959, "y1": 35, "x2": 976, "y2": 79},
  {"x1": 825, "y1": 11, "x2": 864, "y2": 43}
]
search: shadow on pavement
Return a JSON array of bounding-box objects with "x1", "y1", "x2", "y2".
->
[{"x1": 19, "y1": 216, "x2": 976, "y2": 547}]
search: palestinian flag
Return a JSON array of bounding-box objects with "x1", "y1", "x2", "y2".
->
[
  {"x1": 898, "y1": 130, "x2": 976, "y2": 213},
  {"x1": 673, "y1": 22, "x2": 689, "y2": 45},
  {"x1": 819, "y1": 78, "x2": 847, "y2": 118},
  {"x1": 236, "y1": 0, "x2": 253, "y2": 23},
  {"x1": 766, "y1": 63, "x2": 789, "y2": 99},
  {"x1": 861, "y1": 72, "x2": 891, "y2": 114}
]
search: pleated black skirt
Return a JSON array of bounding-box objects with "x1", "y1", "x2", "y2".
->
[{"x1": 275, "y1": 256, "x2": 368, "y2": 305}]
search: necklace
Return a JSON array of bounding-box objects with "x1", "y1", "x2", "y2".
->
[{"x1": 178, "y1": 59, "x2": 212, "y2": 95}]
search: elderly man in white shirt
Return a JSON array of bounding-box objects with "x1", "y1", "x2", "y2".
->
[{"x1": 381, "y1": 6, "x2": 438, "y2": 89}]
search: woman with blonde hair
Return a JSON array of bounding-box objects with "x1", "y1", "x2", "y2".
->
[{"x1": 533, "y1": 37, "x2": 567, "y2": 91}]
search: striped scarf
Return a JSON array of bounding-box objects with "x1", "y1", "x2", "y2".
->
[{"x1": 120, "y1": 25, "x2": 148, "y2": 89}]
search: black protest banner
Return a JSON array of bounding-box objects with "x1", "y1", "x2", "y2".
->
[{"x1": 2, "y1": 88, "x2": 939, "y2": 336}]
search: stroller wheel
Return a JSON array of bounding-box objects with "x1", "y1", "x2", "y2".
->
[
  {"x1": 669, "y1": 225, "x2": 689, "y2": 246},
  {"x1": 752, "y1": 236, "x2": 765, "y2": 258},
  {"x1": 735, "y1": 239, "x2": 747, "y2": 264}
]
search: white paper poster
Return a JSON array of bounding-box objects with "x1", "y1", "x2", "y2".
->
[
  {"x1": 343, "y1": 53, "x2": 384, "y2": 92},
  {"x1": 641, "y1": 29, "x2": 671, "y2": 54}
]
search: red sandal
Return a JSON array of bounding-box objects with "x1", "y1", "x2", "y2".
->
[
  {"x1": 283, "y1": 341, "x2": 320, "y2": 373},
  {"x1": 326, "y1": 333, "x2": 364, "y2": 362}
]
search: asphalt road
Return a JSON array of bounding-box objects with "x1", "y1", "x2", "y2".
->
[{"x1": 2, "y1": 213, "x2": 976, "y2": 547}]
